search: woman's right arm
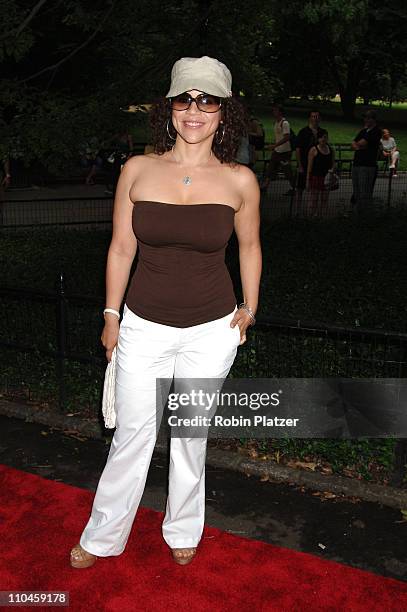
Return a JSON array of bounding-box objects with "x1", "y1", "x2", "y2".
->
[
  {"x1": 306, "y1": 147, "x2": 316, "y2": 189},
  {"x1": 101, "y1": 157, "x2": 139, "y2": 360}
]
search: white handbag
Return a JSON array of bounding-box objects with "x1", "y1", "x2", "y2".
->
[{"x1": 102, "y1": 346, "x2": 117, "y2": 429}]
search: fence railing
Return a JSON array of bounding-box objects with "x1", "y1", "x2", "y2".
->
[
  {"x1": 0, "y1": 196, "x2": 113, "y2": 229},
  {"x1": 1, "y1": 174, "x2": 405, "y2": 230},
  {"x1": 6, "y1": 143, "x2": 149, "y2": 189},
  {"x1": 7, "y1": 142, "x2": 392, "y2": 189},
  {"x1": 1, "y1": 274, "x2": 407, "y2": 391},
  {"x1": 258, "y1": 170, "x2": 406, "y2": 221},
  {"x1": 1, "y1": 275, "x2": 406, "y2": 483},
  {"x1": 254, "y1": 142, "x2": 391, "y2": 177}
]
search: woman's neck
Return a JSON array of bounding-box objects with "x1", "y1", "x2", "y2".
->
[{"x1": 172, "y1": 138, "x2": 214, "y2": 167}]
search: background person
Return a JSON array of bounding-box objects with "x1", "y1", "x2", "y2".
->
[
  {"x1": 79, "y1": 137, "x2": 103, "y2": 185},
  {"x1": 294, "y1": 110, "x2": 322, "y2": 214},
  {"x1": 236, "y1": 104, "x2": 252, "y2": 167},
  {"x1": 380, "y1": 128, "x2": 400, "y2": 177},
  {"x1": 262, "y1": 104, "x2": 295, "y2": 195},
  {"x1": 306, "y1": 129, "x2": 335, "y2": 217},
  {"x1": 247, "y1": 110, "x2": 265, "y2": 168},
  {"x1": 351, "y1": 110, "x2": 382, "y2": 216},
  {"x1": 70, "y1": 55, "x2": 261, "y2": 570},
  {"x1": 1, "y1": 158, "x2": 11, "y2": 190},
  {"x1": 0, "y1": 157, "x2": 11, "y2": 225},
  {"x1": 236, "y1": 133, "x2": 251, "y2": 166},
  {"x1": 105, "y1": 128, "x2": 134, "y2": 195}
]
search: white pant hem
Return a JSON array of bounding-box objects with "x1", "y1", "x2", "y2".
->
[
  {"x1": 79, "y1": 538, "x2": 124, "y2": 557},
  {"x1": 164, "y1": 538, "x2": 201, "y2": 548}
]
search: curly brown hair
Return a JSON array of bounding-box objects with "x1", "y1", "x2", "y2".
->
[{"x1": 149, "y1": 96, "x2": 247, "y2": 164}]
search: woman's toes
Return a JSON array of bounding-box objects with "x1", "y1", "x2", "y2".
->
[
  {"x1": 172, "y1": 547, "x2": 196, "y2": 562},
  {"x1": 71, "y1": 544, "x2": 94, "y2": 560}
]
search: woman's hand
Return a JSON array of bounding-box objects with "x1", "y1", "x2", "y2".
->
[
  {"x1": 230, "y1": 309, "x2": 253, "y2": 345},
  {"x1": 101, "y1": 318, "x2": 120, "y2": 362}
]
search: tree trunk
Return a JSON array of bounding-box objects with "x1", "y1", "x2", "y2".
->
[
  {"x1": 340, "y1": 60, "x2": 362, "y2": 119},
  {"x1": 340, "y1": 91, "x2": 357, "y2": 120},
  {"x1": 326, "y1": 56, "x2": 358, "y2": 119}
]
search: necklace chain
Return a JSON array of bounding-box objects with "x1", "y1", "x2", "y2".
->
[{"x1": 171, "y1": 146, "x2": 212, "y2": 186}]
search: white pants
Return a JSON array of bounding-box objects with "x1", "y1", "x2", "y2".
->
[
  {"x1": 389, "y1": 149, "x2": 400, "y2": 169},
  {"x1": 79, "y1": 303, "x2": 240, "y2": 556}
]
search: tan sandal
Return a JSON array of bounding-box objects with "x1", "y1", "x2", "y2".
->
[
  {"x1": 70, "y1": 543, "x2": 97, "y2": 568},
  {"x1": 171, "y1": 547, "x2": 197, "y2": 566}
]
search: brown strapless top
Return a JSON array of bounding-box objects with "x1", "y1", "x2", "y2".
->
[{"x1": 125, "y1": 201, "x2": 237, "y2": 327}]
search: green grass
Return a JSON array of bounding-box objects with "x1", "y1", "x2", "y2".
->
[
  {"x1": 129, "y1": 98, "x2": 407, "y2": 169},
  {"x1": 0, "y1": 225, "x2": 404, "y2": 482},
  {"x1": 1, "y1": 215, "x2": 407, "y2": 331},
  {"x1": 257, "y1": 99, "x2": 407, "y2": 170}
]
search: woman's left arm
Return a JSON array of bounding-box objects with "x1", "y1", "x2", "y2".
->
[
  {"x1": 232, "y1": 167, "x2": 262, "y2": 338},
  {"x1": 331, "y1": 146, "x2": 336, "y2": 170}
]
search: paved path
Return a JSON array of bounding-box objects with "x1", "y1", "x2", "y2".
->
[
  {"x1": 260, "y1": 173, "x2": 407, "y2": 220},
  {"x1": 1, "y1": 414, "x2": 406, "y2": 581},
  {"x1": 1, "y1": 174, "x2": 406, "y2": 226}
]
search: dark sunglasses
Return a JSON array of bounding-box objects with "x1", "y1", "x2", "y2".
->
[{"x1": 170, "y1": 92, "x2": 222, "y2": 113}]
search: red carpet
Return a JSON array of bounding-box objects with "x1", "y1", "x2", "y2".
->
[{"x1": 0, "y1": 464, "x2": 406, "y2": 612}]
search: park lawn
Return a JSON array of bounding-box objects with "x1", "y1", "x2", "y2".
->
[
  {"x1": 0, "y1": 222, "x2": 404, "y2": 480},
  {"x1": 257, "y1": 100, "x2": 407, "y2": 170},
  {"x1": 130, "y1": 99, "x2": 407, "y2": 170}
]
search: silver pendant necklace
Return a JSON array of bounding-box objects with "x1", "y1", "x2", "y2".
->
[{"x1": 171, "y1": 146, "x2": 212, "y2": 186}]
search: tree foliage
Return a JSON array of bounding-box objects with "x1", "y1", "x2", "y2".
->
[
  {"x1": 269, "y1": 0, "x2": 407, "y2": 117},
  {"x1": 0, "y1": 0, "x2": 277, "y2": 169},
  {"x1": 1, "y1": 0, "x2": 406, "y2": 170}
]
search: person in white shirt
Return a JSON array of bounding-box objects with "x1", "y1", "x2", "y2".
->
[
  {"x1": 236, "y1": 134, "x2": 251, "y2": 166},
  {"x1": 262, "y1": 104, "x2": 295, "y2": 194},
  {"x1": 380, "y1": 128, "x2": 400, "y2": 177}
]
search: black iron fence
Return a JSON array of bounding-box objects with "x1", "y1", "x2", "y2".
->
[
  {"x1": 258, "y1": 170, "x2": 406, "y2": 221},
  {"x1": 0, "y1": 196, "x2": 113, "y2": 229},
  {"x1": 1, "y1": 275, "x2": 406, "y2": 482},
  {"x1": 1, "y1": 173, "x2": 406, "y2": 230},
  {"x1": 1, "y1": 274, "x2": 407, "y2": 395}
]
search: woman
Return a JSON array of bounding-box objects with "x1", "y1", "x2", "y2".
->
[
  {"x1": 79, "y1": 137, "x2": 103, "y2": 185},
  {"x1": 105, "y1": 128, "x2": 134, "y2": 195},
  {"x1": 306, "y1": 129, "x2": 335, "y2": 217},
  {"x1": 381, "y1": 128, "x2": 400, "y2": 177},
  {"x1": 70, "y1": 56, "x2": 261, "y2": 568},
  {"x1": 248, "y1": 111, "x2": 265, "y2": 168}
]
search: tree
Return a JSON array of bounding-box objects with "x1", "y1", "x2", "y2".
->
[
  {"x1": 269, "y1": 0, "x2": 407, "y2": 118},
  {"x1": 0, "y1": 0, "x2": 280, "y2": 171}
]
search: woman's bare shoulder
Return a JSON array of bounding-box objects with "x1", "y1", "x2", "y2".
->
[
  {"x1": 122, "y1": 152, "x2": 165, "y2": 176},
  {"x1": 222, "y1": 163, "x2": 260, "y2": 210},
  {"x1": 228, "y1": 163, "x2": 259, "y2": 189}
]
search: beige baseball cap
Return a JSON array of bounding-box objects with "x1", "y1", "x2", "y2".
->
[{"x1": 166, "y1": 56, "x2": 233, "y2": 98}]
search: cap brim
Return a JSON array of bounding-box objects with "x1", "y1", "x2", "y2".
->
[{"x1": 166, "y1": 78, "x2": 230, "y2": 98}]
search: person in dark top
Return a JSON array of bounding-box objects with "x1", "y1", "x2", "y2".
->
[
  {"x1": 247, "y1": 111, "x2": 265, "y2": 167},
  {"x1": 295, "y1": 110, "x2": 323, "y2": 214},
  {"x1": 70, "y1": 56, "x2": 261, "y2": 569},
  {"x1": 306, "y1": 129, "x2": 335, "y2": 217},
  {"x1": 351, "y1": 110, "x2": 382, "y2": 216},
  {"x1": 296, "y1": 111, "x2": 322, "y2": 173},
  {"x1": 105, "y1": 129, "x2": 134, "y2": 195}
]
